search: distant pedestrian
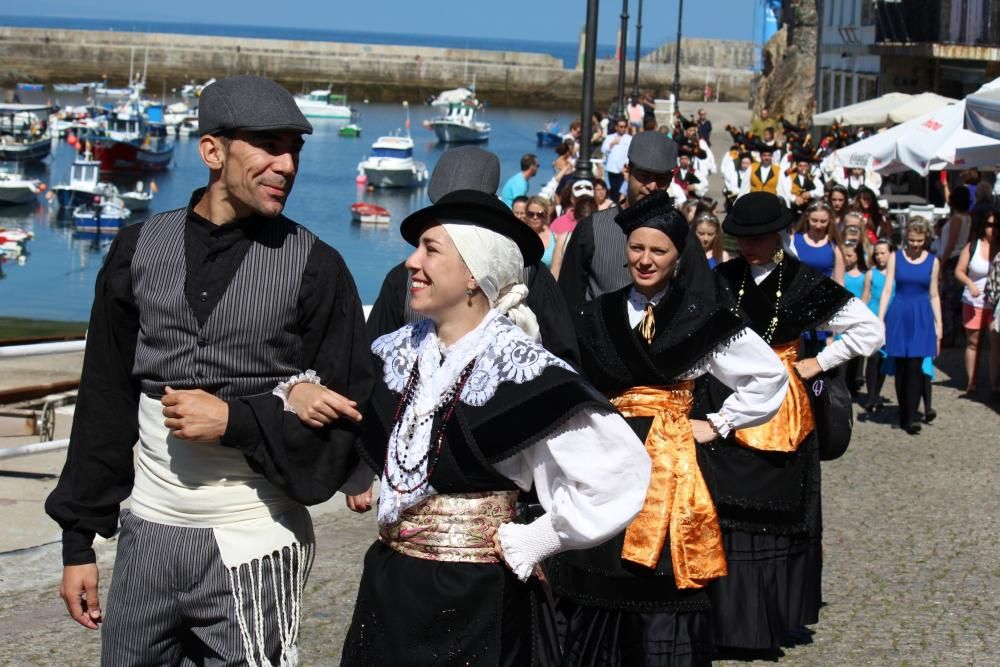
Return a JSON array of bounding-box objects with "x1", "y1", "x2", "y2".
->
[
  {"x1": 954, "y1": 206, "x2": 999, "y2": 395},
  {"x1": 697, "y1": 107, "x2": 713, "y2": 146},
  {"x1": 601, "y1": 116, "x2": 633, "y2": 200},
  {"x1": 500, "y1": 153, "x2": 538, "y2": 207}
]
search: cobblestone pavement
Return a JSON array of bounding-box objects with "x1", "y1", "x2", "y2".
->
[{"x1": 1, "y1": 346, "x2": 997, "y2": 666}]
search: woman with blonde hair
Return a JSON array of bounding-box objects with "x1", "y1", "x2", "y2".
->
[
  {"x1": 879, "y1": 216, "x2": 941, "y2": 434},
  {"x1": 694, "y1": 211, "x2": 731, "y2": 269},
  {"x1": 523, "y1": 195, "x2": 558, "y2": 269}
]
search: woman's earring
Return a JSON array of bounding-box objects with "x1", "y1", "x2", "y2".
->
[
  {"x1": 466, "y1": 284, "x2": 476, "y2": 305},
  {"x1": 673, "y1": 261, "x2": 681, "y2": 278},
  {"x1": 773, "y1": 247, "x2": 785, "y2": 264}
]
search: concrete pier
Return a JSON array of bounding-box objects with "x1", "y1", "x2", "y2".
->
[{"x1": 0, "y1": 26, "x2": 753, "y2": 108}]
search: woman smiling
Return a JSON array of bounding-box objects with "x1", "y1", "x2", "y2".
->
[{"x1": 292, "y1": 189, "x2": 651, "y2": 666}]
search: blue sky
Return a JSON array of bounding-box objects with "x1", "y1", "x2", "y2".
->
[{"x1": 6, "y1": 1, "x2": 760, "y2": 47}]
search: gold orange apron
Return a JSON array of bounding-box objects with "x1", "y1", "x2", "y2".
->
[
  {"x1": 609, "y1": 382, "x2": 727, "y2": 590},
  {"x1": 734, "y1": 339, "x2": 814, "y2": 452}
]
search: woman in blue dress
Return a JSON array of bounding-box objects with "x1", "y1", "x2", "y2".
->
[
  {"x1": 792, "y1": 201, "x2": 846, "y2": 356},
  {"x1": 879, "y1": 218, "x2": 942, "y2": 435},
  {"x1": 862, "y1": 239, "x2": 894, "y2": 412}
]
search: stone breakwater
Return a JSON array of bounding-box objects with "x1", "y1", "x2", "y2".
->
[{"x1": 0, "y1": 27, "x2": 753, "y2": 108}]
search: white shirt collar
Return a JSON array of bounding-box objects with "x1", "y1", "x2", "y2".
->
[
  {"x1": 750, "y1": 261, "x2": 777, "y2": 284},
  {"x1": 627, "y1": 285, "x2": 669, "y2": 327}
]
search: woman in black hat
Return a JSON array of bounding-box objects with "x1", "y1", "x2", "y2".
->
[
  {"x1": 292, "y1": 189, "x2": 652, "y2": 666},
  {"x1": 704, "y1": 192, "x2": 883, "y2": 653},
  {"x1": 546, "y1": 191, "x2": 789, "y2": 666}
]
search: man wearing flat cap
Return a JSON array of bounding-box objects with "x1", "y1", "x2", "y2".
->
[
  {"x1": 46, "y1": 75, "x2": 373, "y2": 664},
  {"x1": 558, "y1": 130, "x2": 679, "y2": 310}
]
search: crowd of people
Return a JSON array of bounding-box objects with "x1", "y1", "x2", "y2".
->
[{"x1": 43, "y1": 74, "x2": 995, "y2": 667}]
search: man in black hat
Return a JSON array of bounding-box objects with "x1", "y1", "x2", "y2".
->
[
  {"x1": 558, "y1": 130, "x2": 678, "y2": 310},
  {"x1": 366, "y1": 146, "x2": 580, "y2": 368},
  {"x1": 46, "y1": 75, "x2": 373, "y2": 664}
]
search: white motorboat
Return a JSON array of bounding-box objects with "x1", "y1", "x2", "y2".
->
[
  {"x1": 294, "y1": 90, "x2": 353, "y2": 119},
  {"x1": 358, "y1": 135, "x2": 428, "y2": 188},
  {"x1": 428, "y1": 102, "x2": 490, "y2": 143},
  {"x1": 73, "y1": 195, "x2": 131, "y2": 235},
  {"x1": 0, "y1": 169, "x2": 41, "y2": 205},
  {"x1": 119, "y1": 181, "x2": 155, "y2": 212}
]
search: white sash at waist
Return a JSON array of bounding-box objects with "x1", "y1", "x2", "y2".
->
[{"x1": 133, "y1": 393, "x2": 312, "y2": 567}]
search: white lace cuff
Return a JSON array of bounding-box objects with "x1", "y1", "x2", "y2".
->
[
  {"x1": 707, "y1": 411, "x2": 735, "y2": 439},
  {"x1": 272, "y1": 370, "x2": 322, "y2": 413},
  {"x1": 497, "y1": 513, "x2": 564, "y2": 582}
]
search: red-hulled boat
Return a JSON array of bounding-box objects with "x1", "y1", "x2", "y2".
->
[
  {"x1": 90, "y1": 105, "x2": 174, "y2": 173},
  {"x1": 350, "y1": 202, "x2": 391, "y2": 224}
]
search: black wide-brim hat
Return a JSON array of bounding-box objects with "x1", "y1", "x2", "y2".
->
[
  {"x1": 723, "y1": 192, "x2": 794, "y2": 237},
  {"x1": 400, "y1": 189, "x2": 543, "y2": 265}
]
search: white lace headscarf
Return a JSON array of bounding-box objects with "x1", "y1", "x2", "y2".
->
[{"x1": 441, "y1": 220, "x2": 541, "y2": 341}]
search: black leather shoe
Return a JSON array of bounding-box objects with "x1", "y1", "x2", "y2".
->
[
  {"x1": 904, "y1": 423, "x2": 922, "y2": 435},
  {"x1": 923, "y1": 409, "x2": 937, "y2": 424}
]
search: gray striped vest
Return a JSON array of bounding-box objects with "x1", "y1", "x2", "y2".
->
[
  {"x1": 586, "y1": 207, "x2": 631, "y2": 303},
  {"x1": 131, "y1": 208, "x2": 315, "y2": 400}
]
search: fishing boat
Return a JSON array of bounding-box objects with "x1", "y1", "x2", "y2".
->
[
  {"x1": 72, "y1": 195, "x2": 131, "y2": 235},
  {"x1": 0, "y1": 165, "x2": 43, "y2": 206},
  {"x1": 357, "y1": 135, "x2": 428, "y2": 188},
  {"x1": 338, "y1": 123, "x2": 362, "y2": 138},
  {"x1": 536, "y1": 120, "x2": 564, "y2": 146},
  {"x1": 427, "y1": 101, "x2": 490, "y2": 143},
  {"x1": 0, "y1": 104, "x2": 56, "y2": 162},
  {"x1": 89, "y1": 103, "x2": 175, "y2": 173},
  {"x1": 52, "y1": 153, "x2": 106, "y2": 209},
  {"x1": 350, "y1": 202, "x2": 391, "y2": 224},
  {"x1": 294, "y1": 90, "x2": 354, "y2": 119}
]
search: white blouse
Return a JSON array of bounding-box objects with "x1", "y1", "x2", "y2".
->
[{"x1": 750, "y1": 262, "x2": 885, "y2": 370}]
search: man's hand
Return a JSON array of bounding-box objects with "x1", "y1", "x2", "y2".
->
[
  {"x1": 60, "y1": 563, "x2": 101, "y2": 629},
  {"x1": 794, "y1": 357, "x2": 823, "y2": 381},
  {"x1": 346, "y1": 486, "x2": 373, "y2": 513},
  {"x1": 161, "y1": 387, "x2": 228, "y2": 441},
  {"x1": 288, "y1": 383, "x2": 362, "y2": 428}
]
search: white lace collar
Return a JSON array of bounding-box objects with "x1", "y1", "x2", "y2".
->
[{"x1": 371, "y1": 311, "x2": 574, "y2": 524}]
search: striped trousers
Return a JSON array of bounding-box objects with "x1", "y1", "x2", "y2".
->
[{"x1": 102, "y1": 512, "x2": 302, "y2": 667}]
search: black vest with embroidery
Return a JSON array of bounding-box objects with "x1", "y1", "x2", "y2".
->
[{"x1": 130, "y1": 207, "x2": 315, "y2": 399}]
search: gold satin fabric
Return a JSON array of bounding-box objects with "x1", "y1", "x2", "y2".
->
[
  {"x1": 734, "y1": 339, "x2": 814, "y2": 453},
  {"x1": 639, "y1": 303, "x2": 656, "y2": 344},
  {"x1": 610, "y1": 382, "x2": 727, "y2": 589}
]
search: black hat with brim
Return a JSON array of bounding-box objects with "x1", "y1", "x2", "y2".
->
[
  {"x1": 723, "y1": 192, "x2": 793, "y2": 237},
  {"x1": 400, "y1": 189, "x2": 543, "y2": 265}
]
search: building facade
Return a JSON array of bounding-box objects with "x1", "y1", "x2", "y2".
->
[{"x1": 817, "y1": 0, "x2": 880, "y2": 112}]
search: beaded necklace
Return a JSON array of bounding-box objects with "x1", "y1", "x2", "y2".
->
[
  {"x1": 384, "y1": 356, "x2": 476, "y2": 494},
  {"x1": 733, "y1": 253, "x2": 784, "y2": 344}
]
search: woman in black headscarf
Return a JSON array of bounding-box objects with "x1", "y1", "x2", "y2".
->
[{"x1": 546, "y1": 191, "x2": 789, "y2": 666}]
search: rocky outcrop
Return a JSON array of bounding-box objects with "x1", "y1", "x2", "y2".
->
[{"x1": 752, "y1": 0, "x2": 818, "y2": 122}]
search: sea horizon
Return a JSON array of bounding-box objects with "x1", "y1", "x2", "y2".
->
[{"x1": 0, "y1": 14, "x2": 660, "y2": 70}]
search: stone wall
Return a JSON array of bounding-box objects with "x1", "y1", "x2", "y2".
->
[
  {"x1": 643, "y1": 37, "x2": 756, "y2": 70},
  {"x1": 0, "y1": 27, "x2": 752, "y2": 108}
]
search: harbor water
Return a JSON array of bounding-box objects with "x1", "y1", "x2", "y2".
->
[{"x1": 0, "y1": 99, "x2": 575, "y2": 322}]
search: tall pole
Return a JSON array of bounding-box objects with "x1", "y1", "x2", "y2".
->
[
  {"x1": 631, "y1": 0, "x2": 643, "y2": 99},
  {"x1": 672, "y1": 0, "x2": 684, "y2": 104},
  {"x1": 617, "y1": 0, "x2": 630, "y2": 117},
  {"x1": 574, "y1": 0, "x2": 600, "y2": 181}
]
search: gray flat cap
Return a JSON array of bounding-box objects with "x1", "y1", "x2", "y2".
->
[
  {"x1": 627, "y1": 131, "x2": 678, "y2": 174},
  {"x1": 428, "y1": 146, "x2": 500, "y2": 203},
  {"x1": 198, "y1": 75, "x2": 313, "y2": 136}
]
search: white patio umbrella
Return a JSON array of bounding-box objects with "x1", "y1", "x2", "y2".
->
[
  {"x1": 813, "y1": 92, "x2": 911, "y2": 127},
  {"x1": 926, "y1": 128, "x2": 1000, "y2": 171},
  {"x1": 834, "y1": 103, "x2": 974, "y2": 175},
  {"x1": 887, "y1": 92, "x2": 959, "y2": 123}
]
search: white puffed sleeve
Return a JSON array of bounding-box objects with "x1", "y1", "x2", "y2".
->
[
  {"x1": 492, "y1": 409, "x2": 650, "y2": 581},
  {"x1": 703, "y1": 327, "x2": 789, "y2": 438},
  {"x1": 815, "y1": 297, "x2": 885, "y2": 371}
]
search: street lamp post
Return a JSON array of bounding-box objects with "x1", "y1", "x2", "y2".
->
[
  {"x1": 574, "y1": 0, "x2": 600, "y2": 181},
  {"x1": 617, "y1": 0, "x2": 629, "y2": 118},
  {"x1": 631, "y1": 0, "x2": 643, "y2": 100},
  {"x1": 672, "y1": 0, "x2": 684, "y2": 105}
]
